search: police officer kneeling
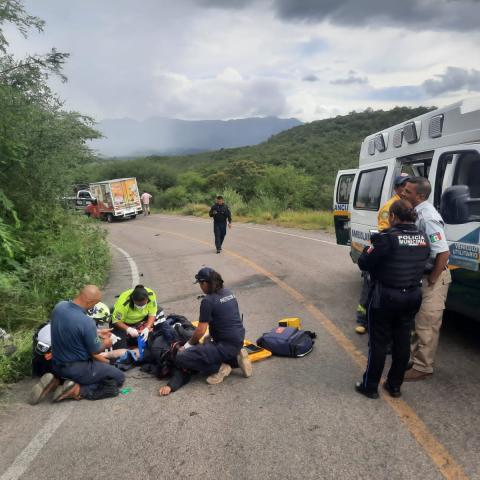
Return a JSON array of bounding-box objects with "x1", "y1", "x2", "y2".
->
[
  {"x1": 159, "y1": 267, "x2": 252, "y2": 396},
  {"x1": 355, "y1": 200, "x2": 430, "y2": 399}
]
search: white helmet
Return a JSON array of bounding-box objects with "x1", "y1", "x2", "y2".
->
[{"x1": 87, "y1": 302, "x2": 111, "y2": 323}]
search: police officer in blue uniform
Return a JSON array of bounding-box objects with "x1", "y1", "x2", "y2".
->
[
  {"x1": 209, "y1": 196, "x2": 232, "y2": 253},
  {"x1": 159, "y1": 267, "x2": 252, "y2": 396},
  {"x1": 355, "y1": 200, "x2": 430, "y2": 399}
]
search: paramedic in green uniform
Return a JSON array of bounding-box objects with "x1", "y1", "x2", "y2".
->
[{"x1": 112, "y1": 285, "x2": 158, "y2": 349}]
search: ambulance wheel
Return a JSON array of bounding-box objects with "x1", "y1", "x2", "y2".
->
[{"x1": 106, "y1": 213, "x2": 114, "y2": 223}]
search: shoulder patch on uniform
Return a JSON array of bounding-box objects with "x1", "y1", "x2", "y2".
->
[
  {"x1": 429, "y1": 232, "x2": 442, "y2": 243},
  {"x1": 380, "y1": 211, "x2": 389, "y2": 219},
  {"x1": 148, "y1": 291, "x2": 153, "y2": 296},
  {"x1": 115, "y1": 312, "x2": 123, "y2": 320}
]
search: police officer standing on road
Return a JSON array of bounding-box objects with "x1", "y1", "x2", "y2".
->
[
  {"x1": 209, "y1": 195, "x2": 232, "y2": 253},
  {"x1": 355, "y1": 200, "x2": 430, "y2": 399},
  {"x1": 355, "y1": 174, "x2": 410, "y2": 334},
  {"x1": 401, "y1": 177, "x2": 451, "y2": 381}
]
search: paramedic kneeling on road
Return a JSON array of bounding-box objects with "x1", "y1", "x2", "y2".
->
[
  {"x1": 159, "y1": 267, "x2": 252, "y2": 396},
  {"x1": 112, "y1": 285, "x2": 160, "y2": 349},
  {"x1": 401, "y1": 177, "x2": 451, "y2": 381},
  {"x1": 355, "y1": 200, "x2": 430, "y2": 399},
  {"x1": 30, "y1": 285, "x2": 125, "y2": 403}
]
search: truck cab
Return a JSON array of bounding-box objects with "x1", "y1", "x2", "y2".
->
[{"x1": 334, "y1": 98, "x2": 480, "y2": 321}]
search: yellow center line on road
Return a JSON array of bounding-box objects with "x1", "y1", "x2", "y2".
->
[{"x1": 157, "y1": 228, "x2": 469, "y2": 480}]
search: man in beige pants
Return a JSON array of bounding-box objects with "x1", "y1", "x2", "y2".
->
[{"x1": 402, "y1": 177, "x2": 451, "y2": 381}]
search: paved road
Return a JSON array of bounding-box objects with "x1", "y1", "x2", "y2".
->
[{"x1": 1, "y1": 214, "x2": 479, "y2": 480}]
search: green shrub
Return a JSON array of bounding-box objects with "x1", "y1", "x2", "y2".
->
[
  {"x1": 181, "y1": 203, "x2": 210, "y2": 217},
  {"x1": 222, "y1": 187, "x2": 248, "y2": 216},
  {"x1": 0, "y1": 330, "x2": 33, "y2": 389}
]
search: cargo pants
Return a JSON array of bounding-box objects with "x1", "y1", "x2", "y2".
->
[{"x1": 410, "y1": 269, "x2": 451, "y2": 373}]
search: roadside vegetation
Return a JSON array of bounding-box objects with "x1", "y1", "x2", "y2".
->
[{"x1": 0, "y1": 2, "x2": 110, "y2": 389}]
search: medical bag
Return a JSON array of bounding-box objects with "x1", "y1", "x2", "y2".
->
[{"x1": 257, "y1": 326, "x2": 316, "y2": 358}]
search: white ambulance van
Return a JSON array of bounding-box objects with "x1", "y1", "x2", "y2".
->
[{"x1": 333, "y1": 98, "x2": 480, "y2": 321}]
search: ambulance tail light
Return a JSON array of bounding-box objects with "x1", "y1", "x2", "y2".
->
[
  {"x1": 374, "y1": 132, "x2": 388, "y2": 152},
  {"x1": 429, "y1": 114, "x2": 444, "y2": 138},
  {"x1": 403, "y1": 121, "x2": 421, "y2": 144}
]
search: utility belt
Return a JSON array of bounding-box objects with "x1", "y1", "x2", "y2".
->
[{"x1": 378, "y1": 282, "x2": 420, "y2": 293}]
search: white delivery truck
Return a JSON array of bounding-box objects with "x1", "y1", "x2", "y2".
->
[
  {"x1": 333, "y1": 98, "x2": 480, "y2": 321},
  {"x1": 88, "y1": 178, "x2": 143, "y2": 222}
]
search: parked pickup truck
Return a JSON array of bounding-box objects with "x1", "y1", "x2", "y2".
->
[{"x1": 86, "y1": 178, "x2": 143, "y2": 222}]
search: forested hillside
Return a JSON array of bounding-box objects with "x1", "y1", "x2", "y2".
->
[{"x1": 80, "y1": 106, "x2": 432, "y2": 213}]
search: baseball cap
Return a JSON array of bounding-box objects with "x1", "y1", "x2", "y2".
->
[
  {"x1": 394, "y1": 174, "x2": 410, "y2": 186},
  {"x1": 194, "y1": 267, "x2": 214, "y2": 283}
]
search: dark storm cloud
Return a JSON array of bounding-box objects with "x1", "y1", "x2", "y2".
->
[
  {"x1": 331, "y1": 71, "x2": 368, "y2": 85},
  {"x1": 422, "y1": 67, "x2": 480, "y2": 95},
  {"x1": 368, "y1": 67, "x2": 480, "y2": 101},
  {"x1": 273, "y1": 0, "x2": 480, "y2": 31},
  {"x1": 302, "y1": 73, "x2": 320, "y2": 82}
]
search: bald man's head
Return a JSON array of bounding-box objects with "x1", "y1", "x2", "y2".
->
[{"x1": 74, "y1": 285, "x2": 102, "y2": 310}]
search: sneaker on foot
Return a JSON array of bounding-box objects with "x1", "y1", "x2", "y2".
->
[
  {"x1": 206, "y1": 363, "x2": 232, "y2": 385},
  {"x1": 52, "y1": 380, "x2": 81, "y2": 402},
  {"x1": 237, "y1": 348, "x2": 253, "y2": 378},
  {"x1": 216, "y1": 249, "x2": 221, "y2": 254},
  {"x1": 355, "y1": 325, "x2": 367, "y2": 334},
  {"x1": 29, "y1": 373, "x2": 60, "y2": 405}
]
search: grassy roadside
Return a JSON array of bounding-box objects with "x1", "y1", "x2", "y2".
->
[
  {"x1": 0, "y1": 214, "x2": 111, "y2": 392},
  {"x1": 155, "y1": 203, "x2": 334, "y2": 232}
]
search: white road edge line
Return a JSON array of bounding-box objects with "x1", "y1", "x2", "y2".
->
[
  {"x1": 0, "y1": 405, "x2": 72, "y2": 480},
  {"x1": 156, "y1": 214, "x2": 344, "y2": 247},
  {"x1": 0, "y1": 245, "x2": 141, "y2": 480},
  {"x1": 111, "y1": 243, "x2": 140, "y2": 287}
]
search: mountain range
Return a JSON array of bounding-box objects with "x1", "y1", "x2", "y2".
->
[{"x1": 91, "y1": 116, "x2": 302, "y2": 157}]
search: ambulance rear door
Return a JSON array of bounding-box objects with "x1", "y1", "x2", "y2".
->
[
  {"x1": 333, "y1": 169, "x2": 357, "y2": 245},
  {"x1": 349, "y1": 159, "x2": 395, "y2": 261}
]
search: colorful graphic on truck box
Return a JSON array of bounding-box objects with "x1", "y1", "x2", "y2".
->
[{"x1": 110, "y1": 181, "x2": 125, "y2": 206}]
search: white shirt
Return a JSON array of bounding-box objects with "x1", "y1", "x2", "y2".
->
[
  {"x1": 415, "y1": 201, "x2": 449, "y2": 268},
  {"x1": 140, "y1": 192, "x2": 152, "y2": 205}
]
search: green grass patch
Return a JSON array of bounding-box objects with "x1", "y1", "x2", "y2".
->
[
  {"x1": 0, "y1": 330, "x2": 33, "y2": 390},
  {"x1": 160, "y1": 203, "x2": 334, "y2": 232}
]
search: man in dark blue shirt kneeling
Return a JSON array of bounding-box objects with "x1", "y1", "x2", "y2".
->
[{"x1": 30, "y1": 285, "x2": 125, "y2": 404}]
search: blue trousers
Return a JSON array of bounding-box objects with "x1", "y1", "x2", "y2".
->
[
  {"x1": 176, "y1": 341, "x2": 241, "y2": 376},
  {"x1": 213, "y1": 222, "x2": 227, "y2": 251},
  {"x1": 53, "y1": 360, "x2": 125, "y2": 400}
]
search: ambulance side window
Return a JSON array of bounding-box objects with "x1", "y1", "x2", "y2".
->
[
  {"x1": 354, "y1": 167, "x2": 387, "y2": 210},
  {"x1": 454, "y1": 152, "x2": 480, "y2": 217},
  {"x1": 435, "y1": 151, "x2": 480, "y2": 218},
  {"x1": 337, "y1": 174, "x2": 355, "y2": 204}
]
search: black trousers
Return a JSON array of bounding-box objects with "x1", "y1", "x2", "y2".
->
[
  {"x1": 362, "y1": 306, "x2": 416, "y2": 392},
  {"x1": 213, "y1": 222, "x2": 227, "y2": 250},
  {"x1": 175, "y1": 341, "x2": 242, "y2": 375}
]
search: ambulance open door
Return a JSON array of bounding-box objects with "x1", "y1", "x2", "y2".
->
[{"x1": 333, "y1": 169, "x2": 357, "y2": 245}]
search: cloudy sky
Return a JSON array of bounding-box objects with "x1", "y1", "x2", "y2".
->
[{"x1": 4, "y1": 0, "x2": 480, "y2": 122}]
